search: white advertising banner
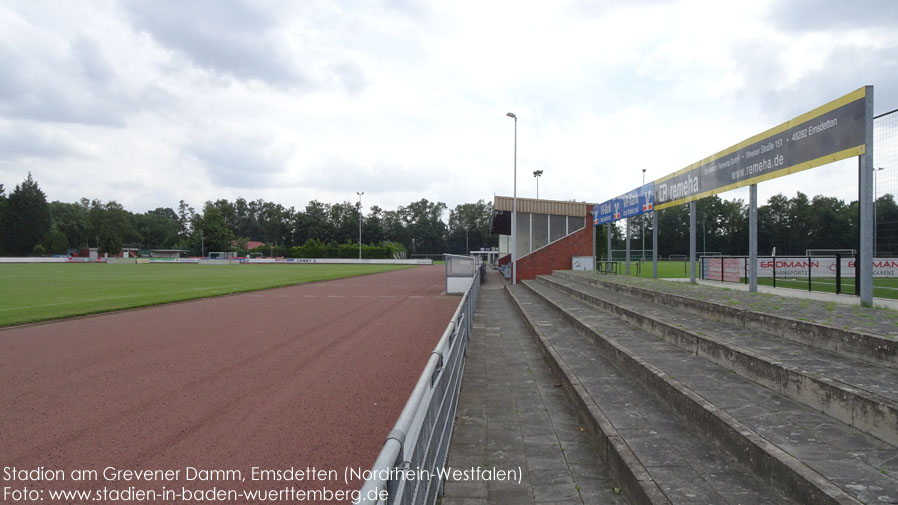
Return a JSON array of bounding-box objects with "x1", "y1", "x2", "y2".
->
[{"x1": 756, "y1": 258, "x2": 898, "y2": 278}]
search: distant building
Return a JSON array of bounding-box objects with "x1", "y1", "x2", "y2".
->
[
  {"x1": 233, "y1": 240, "x2": 266, "y2": 252},
  {"x1": 150, "y1": 249, "x2": 188, "y2": 258}
]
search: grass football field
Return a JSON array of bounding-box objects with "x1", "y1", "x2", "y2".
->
[{"x1": 0, "y1": 263, "x2": 414, "y2": 327}]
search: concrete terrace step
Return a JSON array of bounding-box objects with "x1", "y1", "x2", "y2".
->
[
  {"x1": 507, "y1": 284, "x2": 800, "y2": 505},
  {"x1": 519, "y1": 279, "x2": 898, "y2": 505},
  {"x1": 554, "y1": 271, "x2": 898, "y2": 371},
  {"x1": 536, "y1": 273, "x2": 898, "y2": 447}
]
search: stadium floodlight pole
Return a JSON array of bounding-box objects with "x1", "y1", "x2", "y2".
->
[
  {"x1": 357, "y1": 191, "x2": 364, "y2": 260},
  {"x1": 533, "y1": 170, "x2": 543, "y2": 199},
  {"x1": 507, "y1": 112, "x2": 518, "y2": 284}
]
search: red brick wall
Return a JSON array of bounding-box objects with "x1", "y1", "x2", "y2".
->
[
  {"x1": 513, "y1": 213, "x2": 594, "y2": 283},
  {"x1": 498, "y1": 254, "x2": 511, "y2": 267}
]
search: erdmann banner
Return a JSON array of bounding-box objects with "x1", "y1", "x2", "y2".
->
[
  {"x1": 760, "y1": 258, "x2": 898, "y2": 278},
  {"x1": 702, "y1": 257, "x2": 898, "y2": 281}
]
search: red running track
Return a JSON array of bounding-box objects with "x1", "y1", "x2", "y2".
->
[{"x1": 0, "y1": 265, "x2": 459, "y2": 504}]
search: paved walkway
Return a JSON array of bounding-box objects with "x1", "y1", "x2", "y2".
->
[{"x1": 441, "y1": 269, "x2": 626, "y2": 505}]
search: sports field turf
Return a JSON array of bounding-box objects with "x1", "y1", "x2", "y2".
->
[
  {"x1": 0, "y1": 263, "x2": 414, "y2": 327},
  {"x1": 611, "y1": 259, "x2": 696, "y2": 279}
]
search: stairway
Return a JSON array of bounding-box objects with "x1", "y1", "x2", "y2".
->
[{"x1": 506, "y1": 272, "x2": 898, "y2": 505}]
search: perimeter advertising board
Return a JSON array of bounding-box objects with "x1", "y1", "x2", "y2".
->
[
  {"x1": 706, "y1": 257, "x2": 898, "y2": 280},
  {"x1": 654, "y1": 87, "x2": 869, "y2": 210},
  {"x1": 759, "y1": 257, "x2": 898, "y2": 278}
]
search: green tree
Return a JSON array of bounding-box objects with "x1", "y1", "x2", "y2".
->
[
  {"x1": 98, "y1": 228, "x2": 122, "y2": 255},
  {"x1": 2, "y1": 173, "x2": 51, "y2": 255},
  {"x1": 193, "y1": 203, "x2": 235, "y2": 254},
  {"x1": 447, "y1": 200, "x2": 495, "y2": 254},
  {"x1": 50, "y1": 201, "x2": 90, "y2": 249},
  {"x1": 398, "y1": 199, "x2": 447, "y2": 254},
  {"x1": 42, "y1": 229, "x2": 69, "y2": 255},
  {"x1": 363, "y1": 205, "x2": 386, "y2": 244},
  {"x1": 132, "y1": 209, "x2": 180, "y2": 248},
  {"x1": 293, "y1": 200, "x2": 331, "y2": 245}
]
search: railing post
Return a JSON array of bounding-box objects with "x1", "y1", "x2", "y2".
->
[
  {"x1": 808, "y1": 255, "x2": 812, "y2": 292},
  {"x1": 836, "y1": 253, "x2": 842, "y2": 294}
]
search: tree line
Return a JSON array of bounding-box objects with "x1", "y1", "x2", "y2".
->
[
  {"x1": 621, "y1": 192, "x2": 898, "y2": 258},
  {"x1": 0, "y1": 174, "x2": 496, "y2": 257},
  {"x1": 2, "y1": 173, "x2": 890, "y2": 259}
]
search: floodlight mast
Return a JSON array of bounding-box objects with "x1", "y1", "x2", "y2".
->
[
  {"x1": 533, "y1": 170, "x2": 543, "y2": 199},
  {"x1": 507, "y1": 112, "x2": 517, "y2": 284},
  {"x1": 357, "y1": 192, "x2": 364, "y2": 260}
]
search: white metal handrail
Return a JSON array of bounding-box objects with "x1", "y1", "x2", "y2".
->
[{"x1": 355, "y1": 267, "x2": 480, "y2": 505}]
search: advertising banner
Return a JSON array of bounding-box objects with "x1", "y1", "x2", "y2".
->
[
  {"x1": 593, "y1": 182, "x2": 654, "y2": 225},
  {"x1": 705, "y1": 257, "x2": 742, "y2": 282},
  {"x1": 757, "y1": 257, "x2": 898, "y2": 278},
  {"x1": 654, "y1": 87, "x2": 868, "y2": 210}
]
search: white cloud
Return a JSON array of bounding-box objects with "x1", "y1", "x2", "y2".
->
[{"x1": 0, "y1": 0, "x2": 896, "y2": 217}]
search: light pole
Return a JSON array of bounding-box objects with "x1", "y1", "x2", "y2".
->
[
  {"x1": 875, "y1": 167, "x2": 884, "y2": 257},
  {"x1": 466, "y1": 224, "x2": 474, "y2": 254},
  {"x1": 357, "y1": 191, "x2": 364, "y2": 260},
  {"x1": 533, "y1": 170, "x2": 543, "y2": 199},
  {"x1": 507, "y1": 112, "x2": 518, "y2": 284},
  {"x1": 642, "y1": 168, "x2": 646, "y2": 260}
]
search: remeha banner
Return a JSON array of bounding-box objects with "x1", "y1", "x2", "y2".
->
[
  {"x1": 654, "y1": 86, "x2": 868, "y2": 210},
  {"x1": 593, "y1": 182, "x2": 654, "y2": 225}
]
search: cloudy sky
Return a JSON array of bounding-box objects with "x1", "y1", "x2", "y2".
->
[{"x1": 1, "y1": 0, "x2": 897, "y2": 216}]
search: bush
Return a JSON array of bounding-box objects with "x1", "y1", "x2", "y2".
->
[
  {"x1": 43, "y1": 230, "x2": 69, "y2": 255},
  {"x1": 31, "y1": 244, "x2": 46, "y2": 256}
]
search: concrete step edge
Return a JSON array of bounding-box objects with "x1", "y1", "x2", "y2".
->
[
  {"x1": 536, "y1": 274, "x2": 898, "y2": 448},
  {"x1": 505, "y1": 285, "x2": 671, "y2": 505},
  {"x1": 553, "y1": 270, "x2": 898, "y2": 370},
  {"x1": 522, "y1": 279, "x2": 860, "y2": 505}
]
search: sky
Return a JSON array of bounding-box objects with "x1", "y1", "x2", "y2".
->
[{"x1": 1, "y1": 0, "x2": 897, "y2": 216}]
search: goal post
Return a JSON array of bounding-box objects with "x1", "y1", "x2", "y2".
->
[{"x1": 805, "y1": 248, "x2": 856, "y2": 256}]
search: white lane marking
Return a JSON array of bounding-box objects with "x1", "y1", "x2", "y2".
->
[
  {"x1": 302, "y1": 295, "x2": 319, "y2": 298},
  {"x1": 327, "y1": 295, "x2": 346, "y2": 298},
  {"x1": 275, "y1": 295, "x2": 291, "y2": 298},
  {"x1": 378, "y1": 295, "x2": 397, "y2": 298},
  {"x1": 353, "y1": 295, "x2": 371, "y2": 298}
]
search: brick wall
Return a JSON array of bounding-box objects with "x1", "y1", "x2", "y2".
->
[{"x1": 513, "y1": 213, "x2": 594, "y2": 283}]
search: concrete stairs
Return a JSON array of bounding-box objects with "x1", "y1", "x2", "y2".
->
[{"x1": 507, "y1": 272, "x2": 898, "y2": 505}]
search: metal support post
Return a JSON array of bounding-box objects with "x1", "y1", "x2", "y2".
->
[
  {"x1": 690, "y1": 201, "x2": 696, "y2": 283},
  {"x1": 749, "y1": 183, "x2": 758, "y2": 292},
  {"x1": 625, "y1": 218, "x2": 631, "y2": 275},
  {"x1": 860, "y1": 86, "x2": 874, "y2": 306},
  {"x1": 652, "y1": 211, "x2": 658, "y2": 279}
]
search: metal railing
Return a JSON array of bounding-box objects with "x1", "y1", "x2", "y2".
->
[
  {"x1": 355, "y1": 266, "x2": 480, "y2": 505},
  {"x1": 700, "y1": 254, "x2": 860, "y2": 295}
]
